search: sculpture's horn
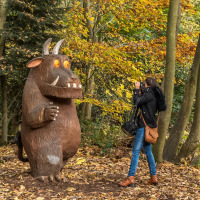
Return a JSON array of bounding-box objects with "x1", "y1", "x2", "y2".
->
[
  {"x1": 52, "y1": 39, "x2": 65, "y2": 55},
  {"x1": 42, "y1": 38, "x2": 52, "y2": 56}
]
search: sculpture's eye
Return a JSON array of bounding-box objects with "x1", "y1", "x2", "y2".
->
[
  {"x1": 64, "y1": 60, "x2": 69, "y2": 68},
  {"x1": 54, "y1": 59, "x2": 60, "y2": 68}
]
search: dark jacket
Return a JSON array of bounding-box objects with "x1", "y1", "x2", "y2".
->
[{"x1": 133, "y1": 87, "x2": 157, "y2": 128}]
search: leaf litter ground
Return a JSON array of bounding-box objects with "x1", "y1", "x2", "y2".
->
[{"x1": 0, "y1": 145, "x2": 200, "y2": 200}]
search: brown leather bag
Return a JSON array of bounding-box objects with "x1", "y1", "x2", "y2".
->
[{"x1": 141, "y1": 113, "x2": 158, "y2": 144}]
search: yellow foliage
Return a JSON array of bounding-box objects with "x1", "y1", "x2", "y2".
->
[
  {"x1": 57, "y1": 0, "x2": 198, "y2": 122},
  {"x1": 126, "y1": 91, "x2": 132, "y2": 99}
]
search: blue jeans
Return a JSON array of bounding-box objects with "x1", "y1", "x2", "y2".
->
[{"x1": 128, "y1": 127, "x2": 156, "y2": 176}]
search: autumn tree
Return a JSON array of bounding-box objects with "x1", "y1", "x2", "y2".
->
[
  {"x1": 0, "y1": 0, "x2": 8, "y2": 144},
  {"x1": 163, "y1": 34, "x2": 200, "y2": 162},
  {"x1": 152, "y1": 0, "x2": 180, "y2": 163},
  {"x1": 175, "y1": 61, "x2": 200, "y2": 163},
  {"x1": 0, "y1": 0, "x2": 63, "y2": 142},
  {"x1": 61, "y1": 0, "x2": 171, "y2": 123},
  {"x1": 56, "y1": 0, "x2": 199, "y2": 152}
]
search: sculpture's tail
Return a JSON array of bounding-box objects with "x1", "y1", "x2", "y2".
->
[{"x1": 15, "y1": 131, "x2": 29, "y2": 162}]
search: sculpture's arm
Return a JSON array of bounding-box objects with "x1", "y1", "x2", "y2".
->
[{"x1": 26, "y1": 103, "x2": 59, "y2": 129}]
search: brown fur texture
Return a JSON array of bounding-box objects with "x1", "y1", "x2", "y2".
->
[{"x1": 20, "y1": 39, "x2": 82, "y2": 178}]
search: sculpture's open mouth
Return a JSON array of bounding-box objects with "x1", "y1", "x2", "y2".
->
[
  {"x1": 39, "y1": 76, "x2": 83, "y2": 99},
  {"x1": 50, "y1": 76, "x2": 82, "y2": 89}
]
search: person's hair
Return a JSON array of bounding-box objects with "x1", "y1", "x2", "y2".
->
[{"x1": 145, "y1": 77, "x2": 159, "y2": 87}]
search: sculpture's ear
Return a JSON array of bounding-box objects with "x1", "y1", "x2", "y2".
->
[{"x1": 26, "y1": 57, "x2": 44, "y2": 68}]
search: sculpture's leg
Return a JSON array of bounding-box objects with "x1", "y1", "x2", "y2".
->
[
  {"x1": 29, "y1": 143, "x2": 63, "y2": 180},
  {"x1": 35, "y1": 159, "x2": 68, "y2": 182}
]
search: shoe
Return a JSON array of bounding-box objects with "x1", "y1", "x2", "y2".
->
[
  {"x1": 118, "y1": 176, "x2": 135, "y2": 187},
  {"x1": 145, "y1": 175, "x2": 158, "y2": 185}
]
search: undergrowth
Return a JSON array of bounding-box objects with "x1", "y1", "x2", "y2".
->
[{"x1": 80, "y1": 119, "x2": 125, "y2": 156}]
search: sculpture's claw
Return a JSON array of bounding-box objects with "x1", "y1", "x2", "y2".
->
[
  {"x1": 37, "y1": 176, "x2": 47, "y2": 182},
  {"x1": 55, "y1": 175, "x2": 61, "y2": 181},
  {"x1": 37, "y1": 175, "x2": 62, "y2": 182},
  {"x1": 48, "y1": 175, "x2": 54, "y2": 182}
]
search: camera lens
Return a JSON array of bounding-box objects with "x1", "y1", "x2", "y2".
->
[{"x1": 140, "y1": 82, "x2": 145, "y2": 89}]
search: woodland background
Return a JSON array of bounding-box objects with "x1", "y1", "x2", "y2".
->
[
  {"x1": 1, "y1": 0, "x2": 200, "y2": 199},
  {"x1": 0, "y1": 0, "x2": 200, "y2": 173}
]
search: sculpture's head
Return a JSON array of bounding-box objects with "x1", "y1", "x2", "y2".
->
[{"x1": 26, "y1": 38, "x2": 82, "y2": 99}]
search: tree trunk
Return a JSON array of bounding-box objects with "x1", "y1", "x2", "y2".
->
[
  {"x1": 85, "y1": 75, "x2": 94, "y2": 118},
  {"x1": 64, "y1": 0, "x2": 68, "y2": 7},
  {"x1": 10, "y1": 105, "x2": 21, "y2": 135},
  {"x1": 1, "y1": 75, "x2": 8, "y2": 144},
  {"x1": 152, "y1": 0, "x2": 179, "y2": 163},
  {"x1": 80, "y1": 63, "x2": 94, "y2": 120},
  {"x1": 0, "y1": 0, "x2": 8, "y2": 144},
  {"x1": 163, "y1": 34, "x2": 200, "y2": 162},
  {"x1": 0, "y1": 0, "x2": 7, "y2": 56},
  {"x1": 80, "y1": 0, "x2": 97, "y2": 120},
  {"x1": 175, "y1": 0, "x2": 181, "y2": 44},
  {"x1": 175, "y1": 63, "x2": 200, "y2": 163},
  {"x1": 160, "y1": 76, "x2": 165, "y2": 92}
]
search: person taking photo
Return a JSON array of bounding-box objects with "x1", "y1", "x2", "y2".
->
[{"x1": 119, "y1": 77, "x2": 166, "y2": 187}]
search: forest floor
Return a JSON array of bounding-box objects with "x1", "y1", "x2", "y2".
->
[{"x1": 0, "y1": 144, "x2": 200, "y2": 200}]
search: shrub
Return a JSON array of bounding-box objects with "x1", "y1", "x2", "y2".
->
[{"x1": 80, "y1": 119, "x2": 125, "y2": 155}]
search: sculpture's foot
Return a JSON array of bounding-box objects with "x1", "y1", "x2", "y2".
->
[{"x1": 37, "y1": 174, "x2": 62, "y2": 182}]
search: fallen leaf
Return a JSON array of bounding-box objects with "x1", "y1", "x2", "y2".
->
[
  {"x1": 76, "y1": 158, "x2": 86, "y2": 165},
  {"x1": 20, "y1": 185, "x2": 25, "y2": 191},
  {"x1": 66, "y1": 187, "x2": 76, "y2": 191},
  {"x1": 36, "y1": 198, "x2": 44, "y2": 200}
]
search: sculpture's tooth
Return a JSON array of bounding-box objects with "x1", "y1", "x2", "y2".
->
[
  {"x1": 51, "y1": 76, "x2": 59, "y2": 86},
  {"x1": 67, "y1": 83, "x2": 71, "y2": 88},
  {"x1": 78, "y1": 84, "x2": 82, "y2": 88},
  {"x1": 73, "y1": 83, "x2": 77, "y2": 88}
]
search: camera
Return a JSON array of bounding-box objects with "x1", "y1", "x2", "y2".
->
[{"x1": 134, "y1": 81, "x2": 145, "y2": 90}]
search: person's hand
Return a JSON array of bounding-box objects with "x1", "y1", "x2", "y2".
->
[{"x1": 134, "y1": 82, "x2": 140, "y2": 89}]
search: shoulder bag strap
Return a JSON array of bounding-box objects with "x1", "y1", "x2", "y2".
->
[
  {"x1": 142, "y1": 112, "x2": 159, "y2": 127},
  {"x1": 130, "y1": 97, "x2": 141, "y2": 121},
  {"x1": 135, "y1": 97, "x2": 141, "y2": 107},
  {"x1": 141, "y1": 112, "x2": 147, "y2": 126}
]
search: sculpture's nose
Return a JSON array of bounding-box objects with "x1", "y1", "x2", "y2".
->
[{"x1": 70, "y1": 73, "x2": 78, "y2": 80}]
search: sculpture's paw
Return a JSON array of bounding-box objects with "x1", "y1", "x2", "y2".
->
[
  {"x1": 44, "y1": 102, "x2": 59, "y2": 121},
  {"x1": 37, "y1": 175, "x2": 62, "y2": 182}
]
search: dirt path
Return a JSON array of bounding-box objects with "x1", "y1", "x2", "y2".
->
[{"x1": 0, "y1": 145, "x2": 200, "y2": 199}]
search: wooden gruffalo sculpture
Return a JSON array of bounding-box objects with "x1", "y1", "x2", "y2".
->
[{"x1": 17, "y1": 38, "x2": 82, "y2": 181}]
